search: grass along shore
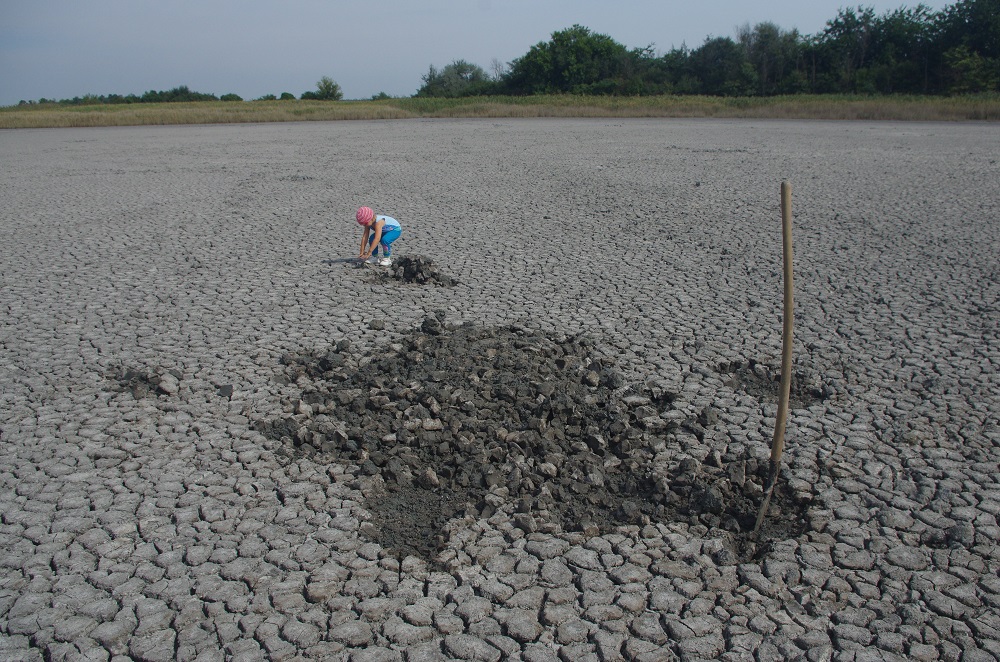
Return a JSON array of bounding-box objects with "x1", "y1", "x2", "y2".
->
[{"x1": 2, "y1": 94, "x2": 998, "y2": 128}]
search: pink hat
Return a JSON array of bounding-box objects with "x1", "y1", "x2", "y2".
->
[{"x1": 356, "y1": 206, "x2": 374, "y2": 225}]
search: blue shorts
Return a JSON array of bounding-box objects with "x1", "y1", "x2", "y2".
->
[{"x1": 368, "y1": 226, "x2": 401, "y2": 256}]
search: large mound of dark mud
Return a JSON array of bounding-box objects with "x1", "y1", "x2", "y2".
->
[{"x1": 258, "y1": 316, "x2": 809, "y2": 563}]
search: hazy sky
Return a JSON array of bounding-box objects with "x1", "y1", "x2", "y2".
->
[{"x1": 1, "y1": 0, "x2": 953, "y2": 106}]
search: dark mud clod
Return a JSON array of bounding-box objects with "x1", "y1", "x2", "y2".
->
[{"x1": 362, "y1": 255, "x2": 458, "y2": 287}]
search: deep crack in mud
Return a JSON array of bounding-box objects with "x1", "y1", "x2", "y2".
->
[{"x1": 258, "y1": 316, "x2": 809, "y2": 564}]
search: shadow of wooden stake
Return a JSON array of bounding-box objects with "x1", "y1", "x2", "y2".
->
[{"x1": 754, "y1": 180, "x2": 794, "y2": 537}]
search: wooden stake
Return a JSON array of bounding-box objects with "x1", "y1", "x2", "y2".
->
[{"x1": 754, "y1": 180, "x2": 794, "y2": 536}]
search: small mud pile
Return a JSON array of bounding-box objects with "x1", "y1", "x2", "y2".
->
[
  {"x1": 367, "y1": 255, "x2": 457, "y2": 287},
  {"x1": 259, "y1": 317, "x2": 809, "y2": 562},
  {"x1": 719, "y1": 359, "x2": 833, "y2": 409},
  {"x1": 109, "y1": 366, "x2": 181, "y2": 399}
]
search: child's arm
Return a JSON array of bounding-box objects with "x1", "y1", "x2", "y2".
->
[
  {"x1": 368, "y1": 220, "x2": 385, "y2": 251},
  {"x1": 359, "y1": 226, "x2": 371, "y2": 258}
]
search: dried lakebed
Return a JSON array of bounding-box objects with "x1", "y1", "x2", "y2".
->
[{"x1": 2, "y1": 119, "x2": 998, "y2": 661}]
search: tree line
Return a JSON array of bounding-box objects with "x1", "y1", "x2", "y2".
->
[
  {"x1": 419, "y1": 0, "x2": 998, "y2": 97},
  {"x1": 16, "y1": 0, "x2": 998, "y2": 106},
  {"x1": 17, "y1": 77, "x2": 344, "y2": 107}
]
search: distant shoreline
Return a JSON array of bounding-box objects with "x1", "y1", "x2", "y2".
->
[{"x1": 3, "y1": 94, "x2": 998, "y2": 128}]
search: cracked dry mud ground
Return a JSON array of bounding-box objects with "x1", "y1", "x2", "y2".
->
[
  {"x1": 259, "y1": 314, "x2": 811, "y2": 565},
  {"x1": 2, "y1": 119, "x2": 999, "y2": 662}
]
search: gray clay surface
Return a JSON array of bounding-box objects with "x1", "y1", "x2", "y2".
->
[{"x1": 1, "y1": 119, "x2": 998, "y2": 661}]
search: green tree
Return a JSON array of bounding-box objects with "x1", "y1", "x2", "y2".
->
[
  {"x1": 505, "y1": 25, "x2": 631, "y2": 94},
  {"x1": 937, "y1": 0, "x2": 1000, "y2": 59},
  {"x1": 220, "y1": 93, "x2": 242, "y2": 101},
  {"x1": 943, "y1": 44, "x2": 1000, "y2": 92},
  {"x1": 868, "y1": 6, "x2": 935, "y2": 93},
  {"x1": 817, "y1": 7, "x2": 878, "y2": 92},
  {"x1": 934, "y1": 0, "x2": 1000, "y2": 92},
  {"x1": 140, "y1": 86, "x2": 217, "y2": 103},
  {"x1": 688, "y1": 36, "x2": 756, "y2": 95},
  {"x1": 279, "y1": 92, "x2": 295, "y2": 100},
  {"x1": 616, "y1": 46, "x2": 673, "y2": 95},
  {"x1": 417, "y1": 60, "x2": 491, "y2": 97},
  {"x1": 656, "y1": 46, "x2": 693, "y2": 94},
  {"x1": 736, "y1": 22, "x2": 803, "y2": 95},
  {"x1": 315, "y1": 76, "x2": 343, "y2": 101}
]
